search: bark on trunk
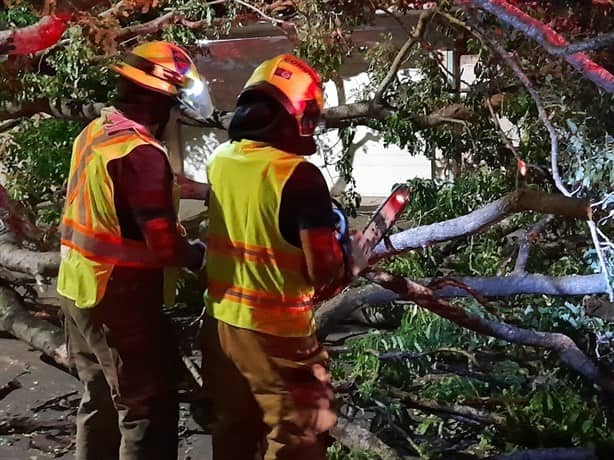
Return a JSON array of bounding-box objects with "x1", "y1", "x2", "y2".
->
[
  {"x1": 331, "y1": 415, "x2": 411, "y2": 460},
  {"x1": 372, "y1": 190, "x2": 590, "y2": 259},
  {"x1": 0, "y1": 286, "x2": 68, "y2": 368},
  {"x1": 0, "y1": 233, "x2": 60, "y2": 276}
]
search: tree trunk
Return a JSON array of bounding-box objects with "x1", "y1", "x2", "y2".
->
[
  {"x1": 0, "y1": 286, "x2": 68, "y2": 368},
  {"x1": 0, "y1": 233, "x2": 60, "y2": 277}
]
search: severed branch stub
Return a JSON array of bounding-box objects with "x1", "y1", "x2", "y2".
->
[{"x1": 372, "y1": 189, "x2": 590, "y2": 259}]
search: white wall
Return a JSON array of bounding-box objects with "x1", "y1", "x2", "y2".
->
[{"x1": 180, "y1": 71, "x2": 432, "y2": 198}]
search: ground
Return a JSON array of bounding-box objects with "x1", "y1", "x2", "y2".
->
[{"x1": 0, "y1": 335, "x2": 213, "y2": 460}]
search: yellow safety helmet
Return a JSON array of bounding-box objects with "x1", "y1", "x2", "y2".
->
[
  {"x1": 111, "y1": 41, "x2": 213, "y2": 121},
  {"x1": 238, "y1": 54, "x2": 324, "y2": 136}
]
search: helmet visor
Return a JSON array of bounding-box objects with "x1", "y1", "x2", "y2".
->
[{"x1": 178, "y1": 76, "x2": 214, "y2": 123}]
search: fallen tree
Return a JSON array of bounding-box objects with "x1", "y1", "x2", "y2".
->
[{"x1": 0, "y1": 286, "x2": 68, "y2": 368}]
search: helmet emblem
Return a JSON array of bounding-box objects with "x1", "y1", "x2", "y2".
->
[
  {"x1": 171, "y1": 48, "x2": 191, "y2": 75},
  {"x1": 274, "y1": 67, "x2": 292, "y2": 80}
]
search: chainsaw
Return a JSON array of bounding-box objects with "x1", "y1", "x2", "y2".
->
[{"x1": 333, "y1": 183, "x2": 411, "y2": 274}]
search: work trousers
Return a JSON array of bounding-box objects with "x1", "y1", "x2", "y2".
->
[
  {"x1": 61, "y1": 269, "x2": 181, "y2": 460},
  {"x1": 201, "y1": 315, "x2": 336, "y2": 460}
]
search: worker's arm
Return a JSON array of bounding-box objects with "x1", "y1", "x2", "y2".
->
[
  {"x1": 174, "y1": 173, "x2": 210, "y2": 204},
  {"x1": 279, "y1": 163, "x2": 349, "y2": 296},
  {"x1": 300, "y1": 227, "x2": 345, "y2": 290},
  {"x1": 108, "y1": 145, "x2": 204, "y2": 269}
]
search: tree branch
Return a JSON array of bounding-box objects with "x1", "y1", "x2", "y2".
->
[
  {"x1": 364, "y1": 270, "x2": 614, "y2": 397},
  {"x1": 116, "y1": 11, "x2": 210, "y2": 40},
  {"x1": 373, "y1": 9, "x2": 435, "y2": 105},
  {"x1": 551, "y1": 32, "x2": 614, "y2": 56},
  {"x1": 323, "y1": 101, "x2": 475, "y2": 130},
  {"x1": 314, "y1": 273, "x2": 608, "y2": 340},
  {"x1": 0, "y1": 99, "x2": 104, "y2": 122},
  {"x1": 468, "y1": 0, "x2": 614, "y2": 93},
  {"x1": 0, "y1": 286, "x2": 68, "y2": 369},
  {"x1": 389, "y1": 387, "x2": 506, "y2": 426},
  {"x1": 331, "y1": 414, "x2": 409, "y2": 460},
  {"x1": 0, "y1": 234, "x2": 60, "y2": 277},
  {"x1": 488, "y1": 39, "x2": 614, "y2": 301},
  {"x1": 372, "y1": 190, "x2": 590, "y2": 259},
  {"x1": 512, "y1": 215, "x2": 554, "y2": 274}
]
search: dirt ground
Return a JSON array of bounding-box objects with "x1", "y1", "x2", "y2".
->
[{"x1": 0, "y1": 335, "x2": 212, "y2": 460}]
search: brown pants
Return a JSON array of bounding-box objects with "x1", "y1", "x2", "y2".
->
[
  {"x1": 61, "y1": 269, "x2": 181, "y2": 460},
  {"x1": 200, "y1": 316, "x2": 335, "y2": 460}
]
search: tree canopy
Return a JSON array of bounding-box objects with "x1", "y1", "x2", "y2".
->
[{"x1": 1, "y1": 1, "x2": 614, "y2": 458}]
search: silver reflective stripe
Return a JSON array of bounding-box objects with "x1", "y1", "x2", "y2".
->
[{"x1": 62, "y1": 225, "x2": 161, "y2": 267}]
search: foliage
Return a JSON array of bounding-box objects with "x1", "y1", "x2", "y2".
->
[
  {"x1": 327, "y1": 443, "x2": 380, "y2": 460},
  {"x1": 2, "y1": 118, "x2": 84, "y2": 224},
  {"x1": 333, "y1": 302, "x2": 614, "y2": 457},
  {"x1": 0, "y1": 5, "x2": 37, "y2": 28}
]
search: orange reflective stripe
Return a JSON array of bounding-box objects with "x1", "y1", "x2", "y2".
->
[
  {"x1": 207, "y1": 236, "x2": 304, "y2": 271},
  {"x1": 61, "y1": 240, "x2": 156, "y2": 268},
  {"x1": 67, "y1": 132, "x2": 136, "y2": 203},
  {"x1": 208, "y1": 280, "x2": 312, "y2": 311},
  {"x1": 66, "y1": 124, "x2": 99, "y2": 197},
  {"x1": 83, "y1": 185, "x2": 92, "y2": 229},
  {"x1": 62, "y1": 224, "x2": 160, "y2": 267}
]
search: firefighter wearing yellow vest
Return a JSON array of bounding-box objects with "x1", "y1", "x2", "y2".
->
[
  {"x1": 200, "y1": 54, "x2": 366, "y2": 460},
  {"x1": 57, "y1": 41, "x2": 210, "y2": 460}
]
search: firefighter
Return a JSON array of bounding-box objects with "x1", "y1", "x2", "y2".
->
[
  {"x1": 57, "y1": 41, "x2": 211, "y2": 460},
  {"x1": 200, "y1": 54, "x2": 366, "y2": 460}
]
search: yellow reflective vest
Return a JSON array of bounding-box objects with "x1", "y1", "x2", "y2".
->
[
  {"x1": 205, "y1": 140, "x2": 315, "y2": 337},
  {"x1": 57, "y1": 108, "x2": 174, "y2": 308}
]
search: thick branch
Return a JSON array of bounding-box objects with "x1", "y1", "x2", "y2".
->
[
  {"x1": 372, "y1": 190, "x2": 590, "y2": 258},
  {"x1": 0, "y1": 234, "x2": 60, "y2": 276},
  {"x1": 0, "y1": 286, "x2": 68, "y2": 368},
  {"x1": 315, "y1": 273, "x2": 608, "y2": 339},
  {"x1": 366, "y1": 271, "x2": 614, "y2": 396},
  {"x1": 469, "y1": 0, "x2": 614, "y2": 93},
  {"x1": 323, "y1": 101, "x2": 475, "y2": 130},
  {"x1": 551, "y1": 33, "x2": 614, "y2": 56},
  {"x1": 0, "y1": 93, "x2": 476, "y2": 133},
  {"x1": 331, "y1": 415, "x2": 408, "y2": 460},
  {"x1": 0, "y1": 99, "x2": 104, "y2": 122},
  {"x1": 117, "y1": 11, "x2": 210, "y2": 40}
]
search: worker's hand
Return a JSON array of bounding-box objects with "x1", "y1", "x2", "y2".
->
[
  {"x1": 175, "y1": 174, "x2": 210, "y2": 203},
  {"x1": 0, "y1": 36, "x2": 16, "y2": 55},
  {"x1": 347, "y1": 231, "x2": 369, "y2": 277}
]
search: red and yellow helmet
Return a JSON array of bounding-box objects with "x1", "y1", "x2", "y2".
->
[
  {"x1": 111, "y1": 41, "x2": 213, "y2": 121},
  {"x1": 238, "y1": 54, "x2": 324, "y2": 136}
]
